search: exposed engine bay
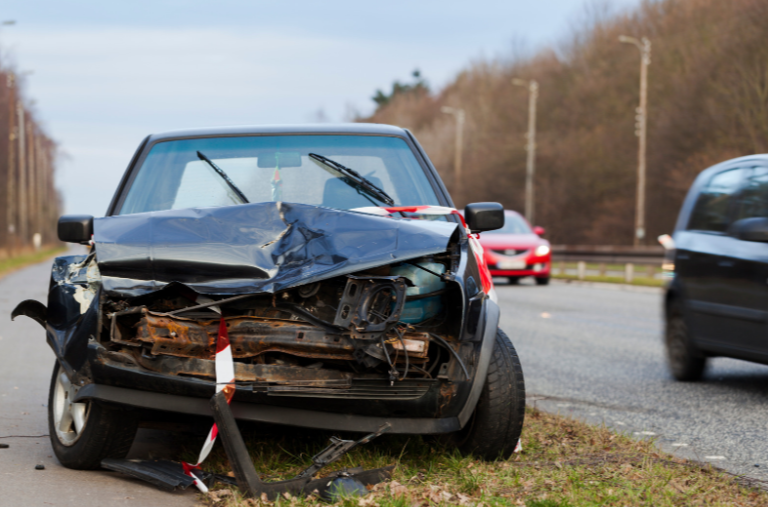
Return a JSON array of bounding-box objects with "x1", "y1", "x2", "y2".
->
[{"x1": 99, "y1": 252, "x2": 469, "y2": 401}]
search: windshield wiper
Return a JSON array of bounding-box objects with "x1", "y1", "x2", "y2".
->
[
  {"x1": 309, "y1": 153, "x2": 395, "y2": 206},
  {"x1": 196, "y1": 151, "x2": 249, "y2": 204}
]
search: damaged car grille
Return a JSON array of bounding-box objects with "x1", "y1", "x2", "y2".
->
[{"x1": 102, "y1": 262, "x2": 461, "y2": 401}]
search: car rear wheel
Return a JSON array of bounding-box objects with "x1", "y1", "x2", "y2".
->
[
  {"x1": 48, "y1": 361, "x2": 138, "y2": 469},
  {"x1": 535, "y1": 276, "x2": 550, "y2": 285},
  {"x1": 443, "y1": 328, "x2": 525, "y2": 460},
  {"x1": 665, "y1": 300, "x2": 706, "y2": 381}
]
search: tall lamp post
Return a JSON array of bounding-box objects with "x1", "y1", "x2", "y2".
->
[
  {"x1": 2, "y1": 20, "x2": 16, "y2": 249},
  {"x1": 619, "y1": 35, "x2": 651, "y2": 247},
  {"x1": 441, "y1": 106, "x2": 465, "y2": 203},
  {"x1": 512, "y1": 78, "x2": 538, "y2": 225}
]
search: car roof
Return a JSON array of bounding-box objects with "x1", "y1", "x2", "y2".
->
[
  {"x1": 673, "y1": 153, "x2": 768, "y2": 232},
  {"x1": 147, "y1": 123, "x2": 409, "y2": 142},
  {"x1": 698, "y1": 153, "x2": 768, "y2": 178}
]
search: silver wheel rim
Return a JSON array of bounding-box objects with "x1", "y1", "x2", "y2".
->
[{"x1": 53, "y1": 371, "x2": 90, "y2": 446}]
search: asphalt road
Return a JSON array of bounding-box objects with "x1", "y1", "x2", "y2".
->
[
  {"x1": 498, "y1": 277, "x2": 768, "y2": 481},
  {"x1": 3, "y1": 257, "x2": 768, "y2": 506},
  {"x1": 0, "y1": 253, "x2": 199, "y2": 507}
]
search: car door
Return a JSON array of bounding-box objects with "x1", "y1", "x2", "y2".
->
[
  {"x1": 677, "y1": 166, "x2": 750, "y2": 352},
  {"x1": 720, "y1": 165, "x2": 768, "y2": 358}
]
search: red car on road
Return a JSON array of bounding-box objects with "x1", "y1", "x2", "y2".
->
[{"x1": 479, "y1": 210, "x2": 551, "y2": 285}]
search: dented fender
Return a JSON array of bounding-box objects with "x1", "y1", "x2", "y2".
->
[{"x1": 11, "y1": 255, "x2": 101, "y2": 377}]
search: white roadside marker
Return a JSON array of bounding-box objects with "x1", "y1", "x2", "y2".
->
[
  {"x1": 671, "y1": 443, "x2": 688, "y2": 447},
  {"x1": 634, "y1": 431, "x2": 656, "y2": 436},
  {"x1": 705, "y1": 456, "x2": 726, "y2": 460}
]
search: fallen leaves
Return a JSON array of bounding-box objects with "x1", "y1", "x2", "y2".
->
[{"x1": 198, "y1": 407, "x2": 768, "y2": 507}]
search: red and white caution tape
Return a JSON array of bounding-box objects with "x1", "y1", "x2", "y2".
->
[{"x1": 183, "y1": 317, "x2": 236, "y2": 492}]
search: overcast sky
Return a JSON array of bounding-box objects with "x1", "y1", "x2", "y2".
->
[{"x1": 1, "y1": 0, "x2": 639, "y2": 216}]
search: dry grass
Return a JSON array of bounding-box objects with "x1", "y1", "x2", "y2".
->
[
  {"x1": 551, "y1": 274, "x2": 665, "y2": 287},
  {"x1": 0, "y1": 246, "x2": 66, "y2": 280},
  {"x1": 198, "y1": 407, "x2": 768, "y2": 506}
]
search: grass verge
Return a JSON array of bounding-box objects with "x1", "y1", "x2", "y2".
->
[
  {"x1": 551, "y1": 274, "x2": 665, "y2": 287},
  {"x1": 0, "y1": 246, "x2": 67, "y2": 280},
  {"x1": 199, "y1": 408, "x2": 766, "y2": 506}
]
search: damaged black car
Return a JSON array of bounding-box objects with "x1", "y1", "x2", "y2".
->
[{"x1": 13, "y1": 124, "x2": 525, "y2": 471}]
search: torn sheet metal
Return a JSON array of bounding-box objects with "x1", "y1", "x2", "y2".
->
[
  {"x1": 93, "y1": 201, "x2": 458, "y2": 297},
  {"x1": 43, "y1": 255, "x2": 101, "y2": 372}
]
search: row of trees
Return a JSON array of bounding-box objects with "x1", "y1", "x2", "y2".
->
[
  {"x1": 0, "y1": 61, "x2": 60, "y2": 257},
  {"x1": 362, "y1": 0, "x2": 768, "y2": 245}
]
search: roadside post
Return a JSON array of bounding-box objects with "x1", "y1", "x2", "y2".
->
[
  {"x1": 619, "y1": 35, "x2": 651, "y2": 247},
  {"x1": 512, "y1": 78, "x2": 539, "y2": 224}
]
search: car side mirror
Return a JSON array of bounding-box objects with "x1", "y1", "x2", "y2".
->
[
  {"x1": 58, "y1": 215, "x2": 94, "y2": 244},
  {"x1": 464, "y1": 202, "x2": 504, "y2": 233},
  {"x1": 728, "y1": 217, "x2": 768, "y2": 242},
  {"x1": 533, "y1": 226, "x2": 546, "y2": 236}
]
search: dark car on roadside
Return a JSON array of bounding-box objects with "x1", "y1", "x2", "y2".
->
[
  {"x1": 13, "y1": 124, "x2": 526, "y2": 470},
  {"x1": 664, "y1": 154, "x2": 768, "y2": 380}
]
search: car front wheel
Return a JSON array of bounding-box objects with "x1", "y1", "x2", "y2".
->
[
  {"x1": 665, "y1": 300, "x2": 706, "y2": 381},
  {"x1": 444, "y1": 328, "x2": 525, "y2": 460},
  {"x1": 48, "y1": 361, "x2": 138, "y2": 469}
]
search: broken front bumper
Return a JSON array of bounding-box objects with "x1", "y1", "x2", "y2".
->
[{"x1": 75, "y1": 300, "x2": 500, "y2": 434}]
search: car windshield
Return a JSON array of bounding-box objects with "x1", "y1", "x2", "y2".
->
[
  {"x1": 484, "y1": 213, "x2": 531, "y2": 234},
  {"x1": 118, "y1": 135, "x2": 441, "y2": 215}
]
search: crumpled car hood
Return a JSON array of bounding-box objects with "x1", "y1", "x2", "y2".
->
[{"x1": 94, "y1": 202, "x2": 458, "y2": 297}]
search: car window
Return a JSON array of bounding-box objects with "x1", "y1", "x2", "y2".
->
[
  {"x1": 687, "y1": 168, "x2": 748, "y2": 233},
  {"x1": 483, "y1": 213, "x2": 531, "y2": 234},
  {"x1": 119, "y1": 135, "x2": 440, "y2": 215},
  {"x1": 734, "y1": 167, "x2": 768, "y2": 221}
]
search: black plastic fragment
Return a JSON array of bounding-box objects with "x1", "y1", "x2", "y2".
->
[
  {"x1": 101, "y1": 459, "x2": 197, "y2": 491},
  {"x1": 0, "y1": 443, "x2": 8, "y2": 449},
  {"x1": 35, "y1": 464, "x2": 45, "y2": 470},
  {"x1": 11, "y1": 300, "x2": 48, "y2": 329},
  {"x1": 210, "y1": 391, "x2": 265, "y2": 494},
  {"x1": 210, "y1": 390, "x2": 393, "y2": 500}
]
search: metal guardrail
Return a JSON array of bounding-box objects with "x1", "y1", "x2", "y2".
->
[{"x1": 551, "y1": 245, "x2": 664, "y2": 265}]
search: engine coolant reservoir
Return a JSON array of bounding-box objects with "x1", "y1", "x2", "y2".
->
[{"x1": 389, "y1": 261, "x2": 446, "y2": 324}]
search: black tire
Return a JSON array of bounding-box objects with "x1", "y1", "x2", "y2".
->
[
  {"x1": 535, "y1": 277, "x2": 550, "y2": 286},
  {"x1": 48, "y1": 361, "x2": 138, "y2": 470},
  {"x1": 507, "y1": 277, "x2": 520, "y2": 285},
  {"x1": 665, "y1": 300, "x2": 706, "y2": 381},
  {"x1": 444, "y1": 328, "x2": 525, "y2": 460}
]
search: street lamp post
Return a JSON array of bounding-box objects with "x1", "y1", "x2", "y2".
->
[
  {"x1": 441, "y1": 106, "x2": 465, "y2": 204},
  {"x1": 512, "y1": 78, "x2": 538, "y2": 225},
  {"x1": 1, "y1": 20, "x2": 16, "y2": 250},
  {"x1": 619, "y1": 35, "x2": 651, "y2": 247}
]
